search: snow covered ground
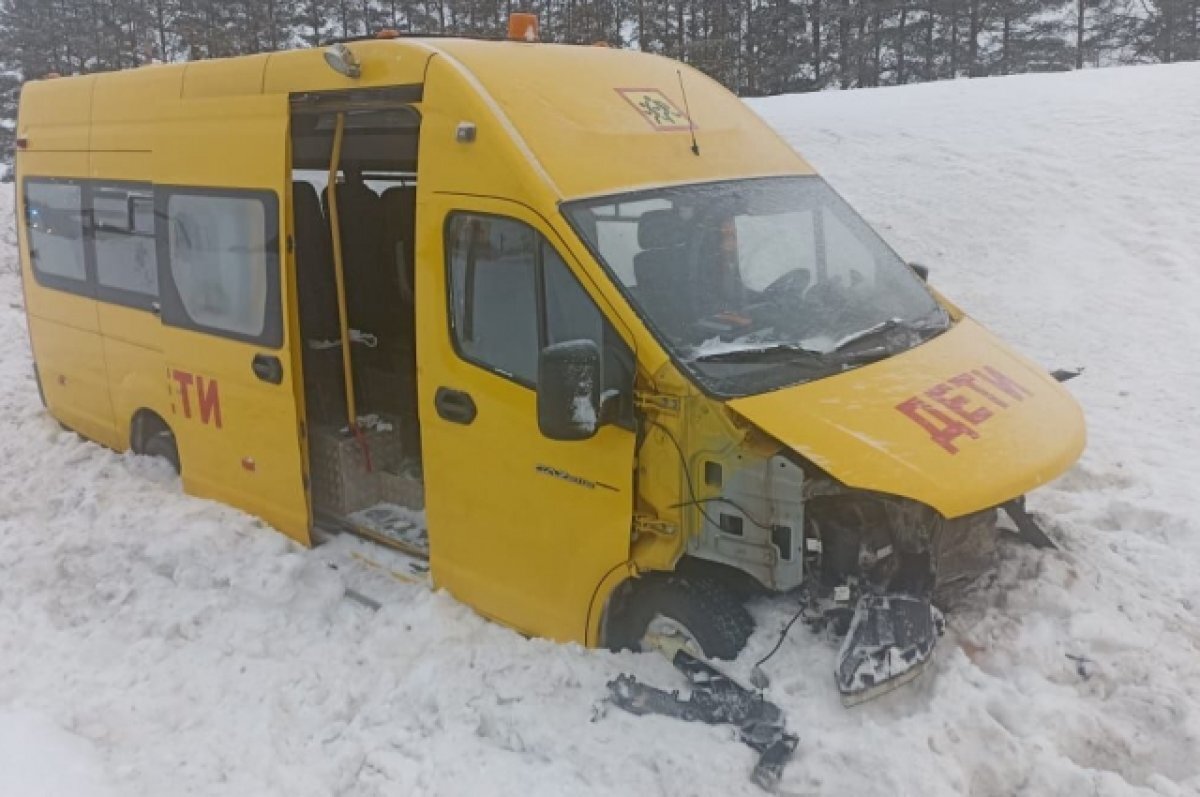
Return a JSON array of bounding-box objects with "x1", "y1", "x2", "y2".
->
[{"x1": 2, "y1": 62, "x2": 1199, "y2": 796}]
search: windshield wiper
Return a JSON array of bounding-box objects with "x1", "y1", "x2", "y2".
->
[
  {"x1": 692, "y1": 343, "x2": 828, "y2": 365},
  {"x1": 832, "y1": 312, "x2": 947, "y2": 353}
]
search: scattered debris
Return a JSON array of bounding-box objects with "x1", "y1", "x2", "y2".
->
[
  {"x1": 1065, "y1": 653, "x2": 1094, "y2": 681},
  {"x1": 1050, "y1": 367, "x2": 1084, "y2": 382},
  {"x1": 605, "y1": 650, "x2": 798, "y2": 791},
  {"x1": 835, "y1": 594, "x2": 942, "y2": 706}
]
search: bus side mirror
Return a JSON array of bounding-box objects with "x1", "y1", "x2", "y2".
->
[
  {"x1": 909, "y1": 262, "x2": 930, "y2": 282},
  {"x1": 538, "y1": 340, "x2": 601, "y2": 441}
]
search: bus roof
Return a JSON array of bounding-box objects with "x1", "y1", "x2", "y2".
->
[{"x1": 19, "y1": 38, "x2": 813, "y2": 200}]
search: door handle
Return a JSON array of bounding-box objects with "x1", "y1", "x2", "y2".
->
[
  {"x1": 252, "y1": 353, "x2": 284, "y2": 384},
  {"x1": 435, "y1": 387, "x2": 477, "y2": 425}
]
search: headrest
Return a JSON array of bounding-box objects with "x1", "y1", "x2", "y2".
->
[
  {"x1": 321, "y1": 180, "x2": 380, "y2": 216},
  {"x1": 293, "y1": 180, "x2": 319, "y2": 204},
  {"x1": 381, "y1": 184, "x2": 416, "y2": 207},
  {"x1": 292, "y1": 181, "x2": 322, "y2": 219},
  {"x1": 638, "y1": 209, "x2": 684, "y2": 250}
]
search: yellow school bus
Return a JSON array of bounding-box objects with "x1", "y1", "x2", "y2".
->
[{"x1": 15, "y1": 20, "x2": 1085, "y2": 702}]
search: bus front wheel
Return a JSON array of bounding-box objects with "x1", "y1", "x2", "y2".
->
[{"x1": 607, "y1": 574, "x2": 754, "y2": 661}]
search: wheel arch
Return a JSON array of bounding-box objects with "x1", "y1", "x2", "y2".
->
[
  {"x1": 672, "y1": 554, "x2": 770, "y2": 600},
  {"x1": 130, "y1": 407, "x2": 175, "y2": 454},
  {"x1": 589, "y1": 556, "x2": 761, "y2": 650},
  {"x1": 600, "y1": 567, "x2": 755, "y2": 660},
  {"x1": 586, "y1": 561, "x2": 637, "y2": 648}
]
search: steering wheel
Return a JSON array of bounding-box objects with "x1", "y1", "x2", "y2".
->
[{"x1": 763, "y1": 268, "x2": 812, "y2": 297}]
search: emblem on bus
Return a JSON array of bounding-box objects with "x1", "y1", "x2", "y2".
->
[{"x1": 615, "y1": 88, "x2": 694, "y2": 132}]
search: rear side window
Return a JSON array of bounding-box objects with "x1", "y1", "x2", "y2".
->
[
  {"x1": 161, "y1": 190, "x2": 281, "y2": 346},
  {"x1": 93, "y1": 184, "x2": 157, "y2": 300},
  {"x1": 24, "y1": 180, "x2": 87, "y2": 286}
]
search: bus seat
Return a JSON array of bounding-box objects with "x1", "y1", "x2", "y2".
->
[
  {"x1": 293, "y1": 180, "x2": 346, "y2": 424},
  {"x1": 380, "y1": 185, "x2": 421, "y2": 463},
  {"x1": 633, "y1": 210, "x2": 690, "y2": 339},
  {"x1": 294, "y1": 181, "x2": 338, "y2": 338},
  {"x1": 325, "y1": 177, "x2": 387, "y2": 340}
]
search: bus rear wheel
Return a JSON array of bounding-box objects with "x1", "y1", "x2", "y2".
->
[
  {"x1": 143, "y1": 430, "x2": 180, "y2": 474},
  {"x1": 608, "y1": 574, "x2": 754, "y2": 661}
]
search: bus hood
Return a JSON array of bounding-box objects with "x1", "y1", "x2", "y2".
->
[{"x1": 726, "y1": 319, "x2": 1086, "y2": 519}]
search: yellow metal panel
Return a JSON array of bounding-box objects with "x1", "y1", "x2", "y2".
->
[
  {"x1": 432, "y1": 41, "x2": 813, "y2": 200},
  {"x1": 16, "y1": 76, "x2": 95, "y2": 151},
  {"x1": 180, "y1": 53, "x2": 270, "y2": 98},
  {"x1": 27, "y1": 315, "x2": 120, "y2": 448},
  {"x1": 99, "y1": 319, "x2": 168, "y2": 451},
  {"x1": 90, "y1": 65, "x2": 183, "y2": 152},
  {"x1": 261, "y1": 41, "x2": 434, "y2": 94},
  {"x1": 96, "y1": 302, "x2": 161, "y2": 351},
  {"x1": 15, "y1": 150, "x2": 89, "y2": 180},
  {"x1": 418, "y1": 53, "x2": 566, "y2": 204},
  {"x1": 153, "y1": 96, "x2": 288, "y2": 189},
  {"x1": 417, "y1": 194, "x2": 635, "y2": 645},
  {"x1": 728, "y1": 319, "x2": 1087, "y2": 518},
  {"x1": 88, "y1": 150, "x2": 151, "y2": 183},
  {"x1": 164, "y1": 333, "x2": 309, "y2": 542}
]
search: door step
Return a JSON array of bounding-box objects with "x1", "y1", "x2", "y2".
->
[
  {"x1": 346, "y1": 502, "x2": 429, "y2": 556},
  {"x1": 312, "y1": 529, "x2": 431, "y2": 610}
]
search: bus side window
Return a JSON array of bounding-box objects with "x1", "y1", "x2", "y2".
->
[
  {"x1": 446, "y1": 214, "x2": 540, "y2": 386},
  {"x1": 94, "y1": 184, "x2": 157, "y2": 305},
  {"x1": 446, "y1": 211, "x2": 633, "y2": 424},
  {"x1": 160, "y1": 190, "x2": 282, "y2": 347},
  {"x1": 541, "y1": 243, "x2": 635, "y2": 428},
  {"x1": 24, "y1": 180, "x2": 89, "y2": 288}
]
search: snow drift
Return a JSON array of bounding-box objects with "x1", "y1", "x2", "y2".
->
[{"x1": 1, "y1": 62, "x2": 1199, "y2": 796}]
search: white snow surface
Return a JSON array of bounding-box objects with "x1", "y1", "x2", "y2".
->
[{"x1": 2, "y1": 63, "x2": 1200, "y2": 796}]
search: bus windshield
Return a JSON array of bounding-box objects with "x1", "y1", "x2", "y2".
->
[{"x1": 563, "y1": 176, "x2": 950, "y2": 397}]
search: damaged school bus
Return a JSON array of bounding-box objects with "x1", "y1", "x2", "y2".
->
[{"x1": 15, "y1": 20, "x2": 1085, "y2": 702}]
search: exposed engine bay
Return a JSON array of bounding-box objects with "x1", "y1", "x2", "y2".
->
[
  {"x1": 625, "y1": 367, "x2": 1066, "y2": 710},
  {"x1": 686, "y1": 449, "x2": 1001, "y2": 600},
  {"x1": 682, "y1": 446, "x2": 1010, "y2": 704}
]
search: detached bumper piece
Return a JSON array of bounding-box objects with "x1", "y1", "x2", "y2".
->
[
  {"x1": 835, "y1": 594, "x2": 941, "y2": 706},
  {"x1": 607, "y1": 651, "x2": 798, "y2": 791}
]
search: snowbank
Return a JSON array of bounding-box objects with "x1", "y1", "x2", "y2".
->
[
  {"x1": 1, "y1": 62, "x2": 1198, "y2": 796},
  {"x1": 0, "y1": 710, "x2": 115, "y2": 797}
]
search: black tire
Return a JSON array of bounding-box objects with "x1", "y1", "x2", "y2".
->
[
  {"x1": 143, "y1": 429, "x2": 181, "y2": 474},
  {"x1": 607, "y1": 574, "x2": 755, "y2": 661}
]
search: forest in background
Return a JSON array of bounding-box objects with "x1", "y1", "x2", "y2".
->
[{"x1": 0, "y1": 0, "x2": 1197, "y2": 161}]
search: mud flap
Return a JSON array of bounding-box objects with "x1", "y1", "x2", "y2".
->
[{"x1": 835, "y1": 594, "x2": 941, "y2": 706}]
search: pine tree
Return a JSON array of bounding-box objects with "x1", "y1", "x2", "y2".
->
[
  {"x1": 0, "y1": 71, "x2": 17, "y2": 169},
  {"x1": 1, "y1": 0, "x2": 1200, "y2": 169}
]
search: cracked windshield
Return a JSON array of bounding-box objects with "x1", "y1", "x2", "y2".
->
[{"x1": 566, "y1": 176, "x2": 949, "y2": 396}]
